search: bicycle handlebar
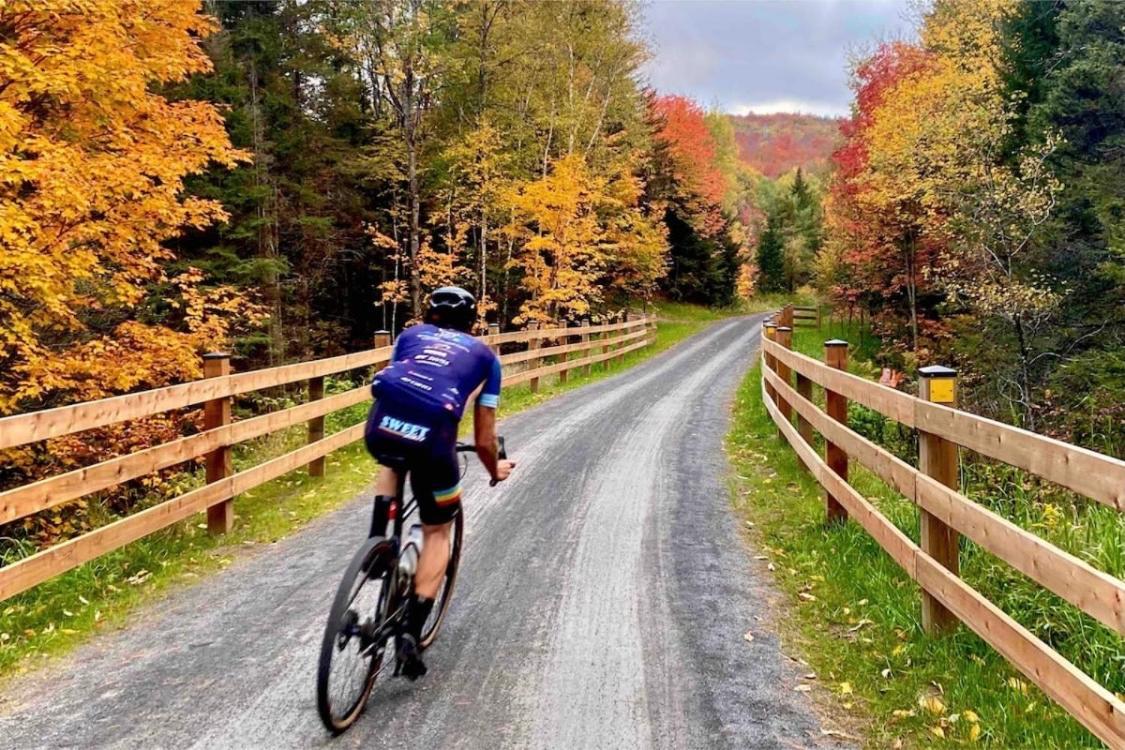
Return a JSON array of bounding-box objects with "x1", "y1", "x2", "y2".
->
[{"x1": 455, "y1": 436, "x2": 508, "y2": 486}]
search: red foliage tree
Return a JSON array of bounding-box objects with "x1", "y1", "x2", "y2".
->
[
  {"x1": 824, "y1": 42, "x2": 946, "y2": 358},
  {"x1": 652, "y1": 95, "x2": 727, "y2": 237}
]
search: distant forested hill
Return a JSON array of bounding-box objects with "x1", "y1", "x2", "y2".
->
[{"x1": 728, "y1": 113, "x2": 841, "y2": 177}]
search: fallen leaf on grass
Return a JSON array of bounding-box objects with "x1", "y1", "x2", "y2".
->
[
  {"x1": 963, "y1": 710, "x2": 979, "y2": 723},
  {"x1": 743, "y1": 630, "x2": 755, "y2": 643},
  {"x1": 969, "y1": 723, "x2": 982, "y2": 741},
  {"x1": 930, "y1": 726, "x2": 945, "y2": 739},
  {"x1": 798, "y1": 592, "x2": 816, "y2": 602},
  {"x1": 838, "y1": 682, "x2": 853, "y2": 695},
  {"x1": 918, "y1": 695, "x2": 945, "y2": 716},
  {"x1": 794, "y1": 684, "x2": 812, "y2": 692},
  {"x1": 126, "y1": 570, "x2": 151, "y2": 586}
]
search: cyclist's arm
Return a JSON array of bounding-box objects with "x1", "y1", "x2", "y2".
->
[
  {"x1": 473, "y1": 403, "x2": 501, "y2": 479},
  {"x1": 472, "y1": 353, "x2": 511, "y2": 482}
]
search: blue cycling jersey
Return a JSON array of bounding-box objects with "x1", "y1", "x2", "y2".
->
[{"x1": 371, "y1": 324, "x2": 502, "y2": 424}]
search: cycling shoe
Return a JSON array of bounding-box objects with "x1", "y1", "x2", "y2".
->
[{"x1": 396, "y1": 634, "x2": 428, "y2": 681}]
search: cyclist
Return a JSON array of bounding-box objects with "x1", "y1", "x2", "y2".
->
[{"x1": 364, "y1": 286, "x2": 515, "y2": 680}]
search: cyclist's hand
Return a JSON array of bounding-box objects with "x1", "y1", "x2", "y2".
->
[{"x1": 492, "y1": 459, "x2": 516, "y2": 484}]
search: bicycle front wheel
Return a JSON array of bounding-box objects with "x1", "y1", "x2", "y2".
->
[
  {"x1": 418, "y1": 510, "x2": 464, "y2": 649},
  {"x1": 317, "y1": 537, "x2": 398, "y2": 734}
]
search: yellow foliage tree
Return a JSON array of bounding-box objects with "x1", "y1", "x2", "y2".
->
[
  {"x1": 853, "y1": 0, "x2": 1064, "y2": 422},
  {"x1": 503, "y1": 154, "x2": 667, "y2": 324},
  {"x1": 0, "y1": 0, "x2": 253, "y2": 413}
]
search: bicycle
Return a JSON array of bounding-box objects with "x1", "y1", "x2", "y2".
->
[{"x1": 315, "y1": 438, "x2": 507, "y2": 734}]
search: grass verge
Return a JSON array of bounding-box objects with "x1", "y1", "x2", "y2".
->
[
  {"x1": 0, "y1": 299, "x2": 740, "y2": 680},
  {"x1": 727, "y1": 320, "x2": 1121, "y2": 749}
]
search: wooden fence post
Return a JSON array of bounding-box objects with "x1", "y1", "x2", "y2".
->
[
  {"x1": 778, "y1": 327, "x2": 814, "y2": 464},
  {"x1": 528, "y1": 321, "x2": 541, "y2": 393},
  {"x1": 794, "y1": 361, "x2": 814, "y2": 452},
  {"x1": 202, "y1": 352, "x2": 233, "y2": 535},
  {"x1": 601, "y1": 319, "x2": 612, "y2": 369},
  {"x1": 488, "y1": 322, "x2": 501, "y2": 356},
  {"x1": 374, "y1": 330, "x2": 392, "y2": 350},
  {"x1": 582, "y1": 318, "x2": 592, "y2": 376},
  {"x1": 308, "y1": 374, "x2": 325, "y2": 478},
  {"x1": 763, "y1": 322, "x2": 777, "y2": 405},
  {"x1": 919, "y1": 365, "x2": 961, "y2": 635},
  {"x1": 775, "y1": 327, "x2": 794, "y2": 429},
  {"x1": 616, "y1": 313, "x2": 633, "y2": 365},
  {"x1": 823, "y1": 340, "x2": 849, "y2": 525},
  {"x1": 559, "y1": 321, "x2": 572, "y2": 385},
  {"x1": 782, "y1": 304, "x2": 794, "y2": 328}
]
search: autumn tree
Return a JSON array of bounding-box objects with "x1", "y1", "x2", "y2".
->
[
  {"x1": 649, "y1": 95, "x2": 740, "y2": 304},
  {"x1": 503, "y1": 153, "x2": 667, "y2": 323},
  {"x1": 342, "y1": 0, "x2": 457, "y2": 317},
  {"x1": 0, "y1": 0, "x2": 256, "y2": 414}
]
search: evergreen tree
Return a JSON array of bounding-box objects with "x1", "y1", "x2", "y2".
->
[{"x1": 756, "y1": 215, "x2": 786, "y2": 293}]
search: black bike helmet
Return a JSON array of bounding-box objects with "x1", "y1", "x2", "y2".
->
[{"x1": 424, "y1": 286, "x2": 477, "y2": 332}]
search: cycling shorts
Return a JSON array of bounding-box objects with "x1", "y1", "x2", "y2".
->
[{"x1": 364, "y1": 398, "x2": 462, "y2": 526}]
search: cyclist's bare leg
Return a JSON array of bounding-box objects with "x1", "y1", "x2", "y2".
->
[
  {"x1": 414, "y1": 522, "x2": 452, "y2": 598},
  {"x1": 374, "y1": 465, "x2": 398, "y2": 495}
]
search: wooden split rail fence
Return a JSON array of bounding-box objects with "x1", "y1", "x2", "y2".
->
[
  {"x1": 0, "y1": 315, "x2": 655, "y2": 604},
  {"x1": 759, "y1": 306, "x2": 1125, "y2": 748}
]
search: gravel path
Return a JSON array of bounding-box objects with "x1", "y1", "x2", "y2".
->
[{"x1": 0, "y1": 314, "x2": 849, "y2": 750}]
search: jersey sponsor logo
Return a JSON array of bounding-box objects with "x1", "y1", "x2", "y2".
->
[{"x1": 378, "y1": 415, "x2": 431, "y2": 442}]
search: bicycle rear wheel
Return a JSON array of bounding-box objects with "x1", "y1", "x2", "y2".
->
[
  {"x1": 418, "y1": 510, "x2": 463, "y2": 649},
  {"x1": 316, "y1": 537, "x2": 399, "y2": 734}
]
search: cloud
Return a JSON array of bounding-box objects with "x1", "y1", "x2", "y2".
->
[
  {"x1": 730, "y1": 100, "x2": 849, "y2": 118},
  {"x1": 640, "y1": 0, "x2": 914, "y2": 116}
]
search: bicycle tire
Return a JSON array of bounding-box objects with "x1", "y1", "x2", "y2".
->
[
  {"x1": 316, "y1": 537, "x2": 397, "y2": 734},
  {"x1": 418, "y1": 509, "x2": 463, "y2": 649}
]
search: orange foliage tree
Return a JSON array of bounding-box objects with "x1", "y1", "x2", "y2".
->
[
  {"x1": 0, "y1": 0, "x2": 258, "y2": 415},
  {"x1": 0, "y1": 1, "x2": 263, "y2": 544}
]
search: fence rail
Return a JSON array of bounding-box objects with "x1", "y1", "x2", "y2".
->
[
  {"x1": 758, "y1": 305, "x2": 1125, "y2": 748},
  {"x1": 0, "y1": 316, "x2": 655, "y2": 602}
]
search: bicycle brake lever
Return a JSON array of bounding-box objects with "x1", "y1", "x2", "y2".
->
[{"x1": 490, "y1": 436, "x2": 507, "y2": 487}]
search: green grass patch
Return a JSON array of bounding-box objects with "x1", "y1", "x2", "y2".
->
[
  {"x1": 727, "y1": 320, "x2": 1123, "y2": 748},
  {"x1": 0, "y1": 300, "x2": 744, "y2": 680}
]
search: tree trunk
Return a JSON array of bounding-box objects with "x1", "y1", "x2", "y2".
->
[
  {"x1": 248, "y1": 54, "x2": 284, "y2": 363},
  {"x1": 480, "y1": 213, "x2": 488, "y2": 310},
  {"x1": 1013, "y1": 313, "x2": 1036, "y2": 430},
  {"x1": 405, "y1": 88, "x2": 421, "y2": 318},
  {"x1": 904, "y1": 238, "x2": 918, "y2": 352}
]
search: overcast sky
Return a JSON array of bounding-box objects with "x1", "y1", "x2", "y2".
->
[{"x1": 640, "y1": 0, "x2": 917, "y2": 117}]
